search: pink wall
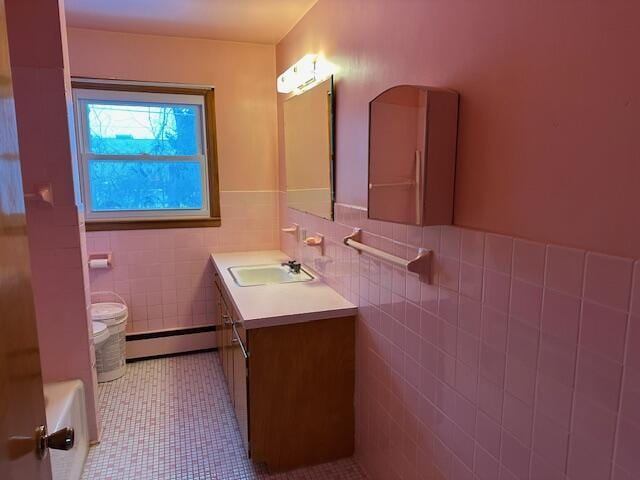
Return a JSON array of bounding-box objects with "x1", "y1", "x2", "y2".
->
[
  {"x1": 282, "y1": 202, "x2": 640, "y2": 480},
  {"x1": 5, "y1": 0, "x2": 99, "y2": 440},
  {"x1": 67, "y1": 29, "x2": 280, "y2": 333},
  {"x1": 277, "y1": 1, "x2": 640, "y2": 479},
  {"x1": 87, "y1": 192, "x2": 279, "y2": 333},
  {"x1": 67, "y1": 27, "x2": 278, "y2": 192},
  {"x1": 277, "y1": 0, "x2": 640, "y2": 260}
]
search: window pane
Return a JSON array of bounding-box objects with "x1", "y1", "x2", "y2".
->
[
  {"x1": 86, "y1": 102, "x2": 201, "y2": 156},
  {"x1": 89, "y1": 160, "x2": 204, "y2": 211}
]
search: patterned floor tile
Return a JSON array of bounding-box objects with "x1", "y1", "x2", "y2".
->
[{"x1": 81, "y1": 351, "x2": 366, "y2": 480}]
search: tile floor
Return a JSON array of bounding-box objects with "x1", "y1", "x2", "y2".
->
[{"x1": 81, "y1": 351, "x2": 367, "y2": 480}]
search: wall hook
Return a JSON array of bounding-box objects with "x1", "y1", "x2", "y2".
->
[{"x1": 24, "y1": 184, "x2": 53, "y2": 206}]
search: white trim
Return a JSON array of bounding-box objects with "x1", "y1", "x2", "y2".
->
[
  {"x1": 72, "y1": 77, "x2": 215, "y2": 91},
  {"x1": 72, "y1": 87, "x2": 212, "y2": 222},
  {"x1": 84, "y1": 154, "x2": 206, "y2": 162},
  {"x1": 74, "y1": 88, "x2": 206, "y2": 106}
]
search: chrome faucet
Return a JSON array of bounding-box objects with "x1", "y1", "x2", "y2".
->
[{"x1": 282, "y1": 260, "x2": 302, "y2": 274}]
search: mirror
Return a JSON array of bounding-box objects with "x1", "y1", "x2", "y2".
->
[
  {"x1": 368, "y1": 85, "x2": 459, "y2": 226},
  {"x1": 284, "y1": 77, "x2": 334, "y2": 220}
]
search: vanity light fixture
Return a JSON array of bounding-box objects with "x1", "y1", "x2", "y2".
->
[{"x1": 276, "y1": 54, "x2": 336, "y2": 94}]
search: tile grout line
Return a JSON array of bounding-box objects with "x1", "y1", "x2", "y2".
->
[{"x1": 610, "y1": 261, "x2": 636, "y2": 479}]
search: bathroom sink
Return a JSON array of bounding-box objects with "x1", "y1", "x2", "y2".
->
[{"x1": 228, "y1": 264, "x2": 314, "y2": 287}]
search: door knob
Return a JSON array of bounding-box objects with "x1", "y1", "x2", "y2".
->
[{"x1": 35, "y1": 425, "x2": 75, "y2": 459}]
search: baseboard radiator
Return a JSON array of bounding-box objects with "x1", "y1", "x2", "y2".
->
[{"x1": 126, "y1": 325, "x2": 218, "y2": 362}]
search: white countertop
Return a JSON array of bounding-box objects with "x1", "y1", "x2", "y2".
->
[{"x1": 210, "y1": 250, "x2": 357, "y2": 330}]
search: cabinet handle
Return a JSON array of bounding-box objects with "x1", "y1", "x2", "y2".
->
[
  {"x1": 232, "y1": 324, "x2": 249, "y2": 359},
  {"x1": 415, "y1": 149, "x2": 424, "y2": 224}
]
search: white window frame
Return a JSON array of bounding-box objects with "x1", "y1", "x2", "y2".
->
[{"x1": 72, "y1": 88, "x2": 211, "y2": 223}]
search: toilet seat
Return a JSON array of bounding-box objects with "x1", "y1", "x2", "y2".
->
[{"x1": 92, "y1": 321, "x2": 110, "y2": 346}]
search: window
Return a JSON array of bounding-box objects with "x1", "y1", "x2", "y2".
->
[{"x1": 72, "y1": 81, "x2": 220, "y2": 230}]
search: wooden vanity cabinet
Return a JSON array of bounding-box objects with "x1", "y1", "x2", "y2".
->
[
  {"x1": 248, "y1": 316, "x2": 355, "y2": 471},
  {"x1": 213, "y1": 273, "x2": 355, "y2": 472}
]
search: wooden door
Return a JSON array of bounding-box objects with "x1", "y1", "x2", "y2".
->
[{"x1": 0, "y1": 1, "x2": 52, "y2": 479}]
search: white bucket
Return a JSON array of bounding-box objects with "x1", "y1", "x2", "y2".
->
[{"x1": 91, "y1": 293, "x2": 128, "y2": 383}]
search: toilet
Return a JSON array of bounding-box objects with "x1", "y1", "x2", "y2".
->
[{"x1": 92, "y1": 321, "x2": 110, "y2": 348}]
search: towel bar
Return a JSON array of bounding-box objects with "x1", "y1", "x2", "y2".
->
[{"x1": 343, "y1": 228, "x2": 432, "y2": 280}]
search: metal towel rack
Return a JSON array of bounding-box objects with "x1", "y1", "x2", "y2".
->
[{"x1": 343, "y1": 228, "x2": 432, "y2": 280}]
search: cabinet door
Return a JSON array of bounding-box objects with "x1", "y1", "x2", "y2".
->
[
  {"x1": 248, "y1": 316, "x2": 355, "y2": 471},
  {"x1": 215, "y1": 279, "x2": 235, "y2": 398},
  {"x1": 221, "y1": 302, "x2": 234, "y2": 398},
  {"x1": 214, "y1": 279, "x2": 231, "y2": 392},
  {"x1": 232, "y1": 323, "x2": 249, "y2": 452},
  {"x1": 214, "y1": 277, "x2": 225, "y2": 369}
]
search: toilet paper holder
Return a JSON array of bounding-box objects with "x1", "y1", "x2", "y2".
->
[{"x1": 88, "y1": 252, "x2": 112, "y2": 269}]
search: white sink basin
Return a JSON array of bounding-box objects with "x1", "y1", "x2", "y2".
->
[{"x1": 228, "y1": 264, "x2": 314, "y2": 287}]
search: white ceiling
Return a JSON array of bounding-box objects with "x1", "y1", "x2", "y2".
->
[{"x1": 64, "y1": 0, "x2": 318, "y2": 44}]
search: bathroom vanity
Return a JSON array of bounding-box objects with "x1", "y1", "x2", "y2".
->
[{"x1": 210, "y1": 251, "x2": 357, "y2": 472}]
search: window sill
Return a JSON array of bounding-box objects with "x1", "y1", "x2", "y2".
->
[{"x1": 85, "y1": 217, "x2": 221, "y2": 231}]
